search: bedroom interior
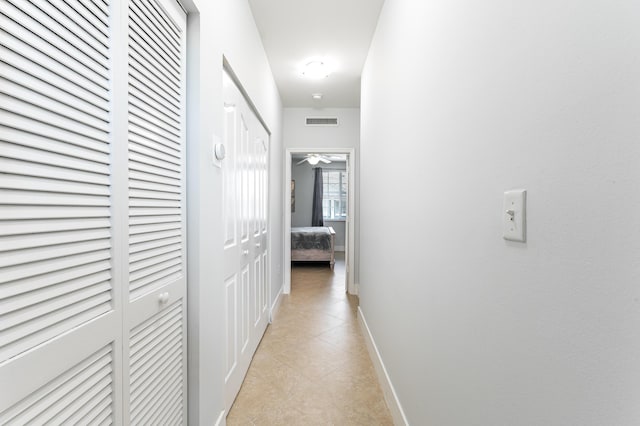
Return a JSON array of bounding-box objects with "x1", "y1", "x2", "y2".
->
[{"x1": 290, "y1": 153, "x2": 348, "y2": 282}]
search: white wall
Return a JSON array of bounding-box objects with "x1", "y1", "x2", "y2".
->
[
  {"x1": 284, "y1": 108, "x2": 360, "y2": 276},
  {"x1": 360, "y1": 1, "x2": 640, "y2": 425},
  {"x1": 185, "y1": 0, "x2": 283, "y2": 424},
  {"x1": 325, "y1": 221, "x2": 345, "y2": 249},
  {"x1": 291, "y1": 161, "x2": 315, "y2": 227}
]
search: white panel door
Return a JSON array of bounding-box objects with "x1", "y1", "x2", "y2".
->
[
  {"x1": 0, "y1": 0, "x2": 121, "y2": 423},
  {"x1": 223, "y1": 70, "x2": 270, "y2": 411},
  {"x1": 125, "y1": 0, "x2": 187, "y2": 424}
]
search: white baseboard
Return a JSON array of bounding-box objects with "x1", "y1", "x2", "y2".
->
[
  {"x1": 269, "y1": 284, "x2": 283, "y2": 323},
  {"x1": 215, "y1": 409, "x2": 225, "y2": 426},
  {"x1": 335, "y1": 245, "x2": 345, "y2": 252},
  {"x1": 358, "y1": 307, "x2": 409, "y2": 426}
]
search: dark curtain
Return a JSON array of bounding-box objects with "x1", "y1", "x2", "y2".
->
[{"x1": 311, "y1": 167, "x2": 324, "y2": 226}]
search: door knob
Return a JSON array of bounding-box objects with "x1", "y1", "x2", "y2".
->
[{"x1": 158, "y1": 292, "x2": 169, "y2": 305}]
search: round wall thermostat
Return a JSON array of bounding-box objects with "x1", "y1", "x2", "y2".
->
[{"x1": 214, "y1": 143, "x2": 226, "y2": 160}]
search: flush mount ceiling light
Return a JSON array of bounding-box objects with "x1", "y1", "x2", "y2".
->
[
  {"x1": 301, "y1": 60, "x2": 332, "y2": 79},
  {"x1": 311, "y1": 93, "x2": 323, "y2": 100}
]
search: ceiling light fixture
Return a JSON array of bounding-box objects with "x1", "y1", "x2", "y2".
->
[
  {"x1": 307, "y1": 156, "x2": 321, "y2": 165},
  {"x1": 301, "y1": 60, "x2": 331, "y2": 79},
  {"x1": 312, "y1": 93, "x2": 323, "y2": 100}
]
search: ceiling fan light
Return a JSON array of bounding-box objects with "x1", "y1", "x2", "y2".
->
[{"x1": 307, "y1": 156, "x2": 320, "y2": 165}]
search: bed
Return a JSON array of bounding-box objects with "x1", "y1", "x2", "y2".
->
[{"x1": 291, "y1": 226, "x2": 335, "y2": 270}]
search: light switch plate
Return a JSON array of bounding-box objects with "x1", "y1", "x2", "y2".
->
[{"x1": 503, "y1": 189, "x2": 526, "y2": 242}]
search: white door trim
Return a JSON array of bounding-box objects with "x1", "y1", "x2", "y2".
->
[{"x1": 284, "y1": 148, "x2": 356, "y2": 294}]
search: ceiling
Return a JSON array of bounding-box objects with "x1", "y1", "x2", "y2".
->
[{"x1": 248, "y1": 0, "x2": 386, "y2": 108}]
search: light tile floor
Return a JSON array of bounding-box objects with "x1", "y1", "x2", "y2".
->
[{"x1": 227, "y1": 253, "x2": 394, "y2": 425}]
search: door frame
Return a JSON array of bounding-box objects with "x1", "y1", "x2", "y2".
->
[{"x1": 284, "y1": 148, "x2": 356, "y2": 294}]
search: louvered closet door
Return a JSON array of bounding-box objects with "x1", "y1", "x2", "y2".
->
[
  {"x1": 222, "y1": 70, "x2": 270, "y2": 412},
  {"x1": 0, "y1": 0, "x2": 121, "y2": 424},
  {"x1": 125, "y1": 0, "x2": 187, "y2": 424}
]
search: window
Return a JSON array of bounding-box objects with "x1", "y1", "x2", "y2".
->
[{"x1": 322, "y1": 170, "x2": 348, "y2": 220}]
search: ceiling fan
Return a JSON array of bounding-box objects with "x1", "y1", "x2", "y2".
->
[{"x1": 296, "y1": 154, "x2": 333, "y2": 165}]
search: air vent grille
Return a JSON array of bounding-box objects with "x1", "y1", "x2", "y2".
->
[{"x1": 305, "y1": 117, "x2": 339, "y2": 126}]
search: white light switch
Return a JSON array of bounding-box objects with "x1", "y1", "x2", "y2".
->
[{"x1": 503, "y1": 189, "x2": 526, "y2": 242}]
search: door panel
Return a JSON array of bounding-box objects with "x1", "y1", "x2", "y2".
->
[
  {"x1": 129, "y1": 301, "x2": 185, "y2": 425},
  {"x1": 125, "y1": 0, "x2": 187, "y2": 424},
  {"x1": 223, "y1": 70, "x2": 270, "y2": 411},
  {"x1": 241, "y1": 115, "x2": 250, "y2": 244},
  {"x1": 0, "y1": 0, "x2": 187, "y2": 423},
  {"x1": 0, "y1": 315, "x2": 119, "y2": 423},
  {"x1": 241, "y1": 265, "x2": 250, "y2": 352},
  {"x1": 1, "y1": 344, "x2": 115, "y2": 425},
  {"x1": 253, "y1": 255, "x2": 261, "y2": 327},
  {"x1": 225, "y1": 275, "x2": 237, "y2": 380},
  {"x1": 0, "y1": 0, "x2": 118, "y2": 423},
  {"x1": 262, "y1": 252, "x2": 269, "y2": 314}
]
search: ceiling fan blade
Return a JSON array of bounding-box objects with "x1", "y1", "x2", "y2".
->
[
  {"x1": 319, "y1": 157, "x2": 331, "y2": 163},
  {"x1": 296, "y1": 158, "x2": 309, "y2": 165}
]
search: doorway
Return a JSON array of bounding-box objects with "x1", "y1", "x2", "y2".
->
[{"x1": 284, "y1": 148, "x2": 356, "y2": 295}]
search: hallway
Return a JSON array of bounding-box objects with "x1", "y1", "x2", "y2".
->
[{"x1": 227, "y1": 254, "x2": 393, "y2": 425}]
